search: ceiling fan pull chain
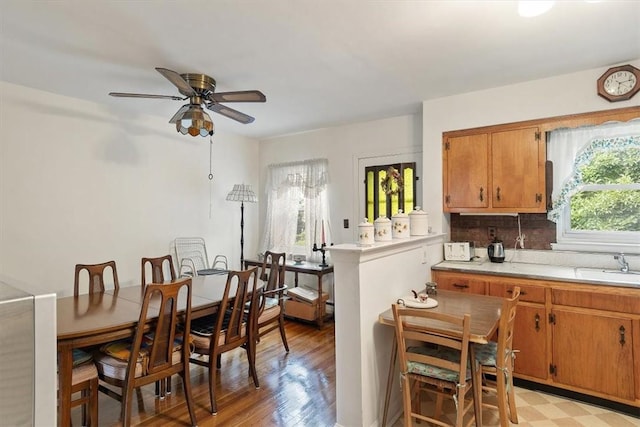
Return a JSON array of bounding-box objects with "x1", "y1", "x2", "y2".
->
[{"x1": 209, "y1": 135, "x2": 214, "y2": 219}]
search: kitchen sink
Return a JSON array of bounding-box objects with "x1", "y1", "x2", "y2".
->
[{"x1": 575, "y1": 268, "x2": 640, "y2": 286}]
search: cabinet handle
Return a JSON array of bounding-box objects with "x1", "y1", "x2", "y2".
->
[
  {"x1": 535, "y1": 313, "x2": 540, "y2": 332},
  {"x1": 496, "y1": 187, "x2": 501, "y2": 201},
  {"x1": 479, "y1": 187, "x2": 484, "y2": 202},
  {"x1": 453, "y1": 283, "x2": 469, "y2": 289},
  {"x1": 619, "y1": 325, "x2": 626, "y2": 345},
  {"x1": 507, "y1": 289, "x2": 527, "y2": 296},
  {"x1": 536, "y1": 193, "x2": 542, "y2": 203}
]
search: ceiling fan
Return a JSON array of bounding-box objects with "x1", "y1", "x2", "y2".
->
[{"x1": 109, "y1": 67, "x2": 266, "y2": 137}]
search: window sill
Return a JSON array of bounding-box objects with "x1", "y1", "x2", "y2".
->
[{"x1": 552, "y1": 242, "x2": 640, "y2": 255}]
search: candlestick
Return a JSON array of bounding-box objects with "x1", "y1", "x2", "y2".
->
[
  {"x1": 314, "y1": 219, "x2": 317, "y2": 245},
  {"x1": 321, "y1": 220, "x2": 325, "y2": 244}
]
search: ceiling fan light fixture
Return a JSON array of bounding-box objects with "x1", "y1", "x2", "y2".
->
[
  {"x1": 110, "y1": 68, "x2": 264, "y2": 133},
  {"x1": 175, "y1": 104, "x2": 214, "y2": 137}
]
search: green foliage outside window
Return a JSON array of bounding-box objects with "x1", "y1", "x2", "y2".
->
[{"x1": 570, "y1": 148, "x2": 640, "y2": 231}]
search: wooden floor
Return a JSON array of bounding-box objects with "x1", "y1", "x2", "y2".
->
[
  {"x1": 70, "y1": 319, "x2": 336, "y2": 426},
  {"x1": 69, "y1": 317, "x2": 639, "y2": 426}
]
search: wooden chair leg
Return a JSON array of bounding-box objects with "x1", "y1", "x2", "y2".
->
[
  {"x1": 181, "y1": 371, "x2": 197, "y2": 427},
  {"x1": 209, "y1": 358, "x2": 218, "y2": 415},
  {"x1": 279, "y1": 318, "x2": 290, "y2": 352},
  {"x1": 434, "y1": 393, "x2": 444, "y2": 420},
  {"x1": 247, "y1": 339, "x2": 260, "y2": 388},
  {"x1": 89, "y1": 377, "x2": 98, "y2": 426},
  {"x1": 507, "y1": 373, "x2": 518, "y2": 423},
  {"x1": 81, "y1": 388, "x2": 88, "y2": 426},
  {"x1": 495, "y1": 371, "x2": 509, "y2": 427},
  {"x1": 401, "y1": 376, "x2": 413, "y2": 426}
]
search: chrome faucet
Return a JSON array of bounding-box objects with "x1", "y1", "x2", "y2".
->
[{"x1": 614, "y1": 253, "x2": 629, "y2": 273}]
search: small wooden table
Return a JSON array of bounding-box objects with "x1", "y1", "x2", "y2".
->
[
  {"x1": 378, "y1": 290, "x2": 504, "y2": 427},
  {"x1": 244, "y1": 258, "x2": 334, "y2": 327}
]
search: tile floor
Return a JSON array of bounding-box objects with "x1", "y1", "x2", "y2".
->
[{"x1": 391, "y1": 385, "x2": 640, "y2": 426}]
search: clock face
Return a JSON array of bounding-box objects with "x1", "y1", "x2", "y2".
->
[{"x1": 603, "y1": 71, "x2": 637, "y2": 96}]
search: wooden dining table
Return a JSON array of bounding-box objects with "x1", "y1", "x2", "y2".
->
[
  {"x1": 378, "y1": 289, "x2": 504, "y2": 427},
  {"x1": 56, "y1": 273, "x2": 232, "y2": 427}
]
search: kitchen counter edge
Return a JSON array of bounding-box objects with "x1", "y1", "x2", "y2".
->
[{"x1": 432, "y1": 261, "x2": 640, "y2": 289}]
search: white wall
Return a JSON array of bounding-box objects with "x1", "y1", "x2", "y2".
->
[
  {"x1": 0, "y1": 82, "x2": 259, "y2": 296},
  {"x1": 258, "y1": 114, "x2": 423, "y2": 251},
  {"x1": 422, "y1": 59, "x2": 640, "y2": 236}
]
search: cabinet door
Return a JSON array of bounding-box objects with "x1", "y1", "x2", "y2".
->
[
  {"x1": 513, "y1": 303, "x2": 547, "y2": 380},
  {"x1": 552, "y1": 308, "x2": 635, "y2": 400},
  {"x1": 491, "y1": 127, "x2": 545, "y2": 211},
  {"x1": 433, "y1": 272, "x2": 486, "y2": 294},
  {"x1": 488, "y1": 281, "x2": 548, "y2": 380},
  {"x1": 443, "y1": 133, "x2": 489, "y2": 210}
]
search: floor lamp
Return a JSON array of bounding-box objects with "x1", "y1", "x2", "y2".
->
[{"x1": 226, "y1": 184, "x2": 257, "y2": 269}]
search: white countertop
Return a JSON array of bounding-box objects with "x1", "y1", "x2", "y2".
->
[{"x1": 433, "y1": 259, "x2": 640, "y2": 289}]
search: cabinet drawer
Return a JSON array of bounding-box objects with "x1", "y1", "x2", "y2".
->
[
  {"x1": 552, "y1": 288, "x2": 640, "y2": 313},
  {"x1": 433, "y1": 272, "x2": 486, "y2": 294},
  {"x1": 489, "y1": 281, "x2": 546, "y2": 304}
]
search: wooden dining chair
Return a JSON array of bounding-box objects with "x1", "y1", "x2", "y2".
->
[
  {"x1": 58, "y1": 349, "x2": 99, "y2": 427},
  {"x1": 141, "y1": 254, "x2": 176, "y2": 285},
  {"x1": 189, "y1": 267, "x2": 260, "y2": 415},
  {"x1": 93, "y1": 278, "x2": 198, "y2": 427},
  {"x1": 141, "y1": 254, "x2": 178, "y2": 398},
  {"x1": 256, "y1": 251, "x2": 289, "y2": 352},
  {"x1": 74, "y1": 261, "x2": 120, "y2": 296},
  {"x1": 473, "y1": 286, "x2": 521, "y2": 426},
  {"x1": 392, "y1": 303, "x2": 476, "y2": 427}
]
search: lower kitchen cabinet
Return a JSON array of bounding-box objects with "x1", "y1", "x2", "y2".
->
[
  {"x1": 551, "y1": 307, "x2": 635, "y2": 401},
  {"x1": 487, "y1": 279, "x2": 548, "y2": 380},
  {"x1": 513, "y1": 303, "x2": 548, "y2": 380},
  {"x1": 431, "y1": 268, "x2": 640, "y2": 407}
]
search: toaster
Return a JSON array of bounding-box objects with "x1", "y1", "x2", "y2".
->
[{"x1": 444, "y1": 242, "x2": 475, "y2": 261}]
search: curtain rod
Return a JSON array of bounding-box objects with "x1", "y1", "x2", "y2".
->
[{"x1": 267, "y1": 158, "x2": 328, "y2": 169}]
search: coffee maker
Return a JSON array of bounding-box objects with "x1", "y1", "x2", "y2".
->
[{"x1": 487, "y1": 238, "x2": 505, "y2": 263}]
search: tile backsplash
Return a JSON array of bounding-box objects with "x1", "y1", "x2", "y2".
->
[{"x1": 450, "y1": 213, "x2": 556, "y2": 250}]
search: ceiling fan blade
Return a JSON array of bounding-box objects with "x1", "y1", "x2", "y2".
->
[
  {"x1": 206, "y1": 102, "x2": 255, "y2": 124},
  {"x1": 109, "y1": 92, "x2": 185, "y2": 101},
  {"x1": 208, "y1": 90, "x2": 266, "y2": 103},
  {"x1": 155, "y1": 67, "x2": 197, "y2": 97}
]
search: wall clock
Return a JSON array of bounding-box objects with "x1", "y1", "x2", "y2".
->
[{"x1": 597, "y1": 64, "x2": 640, "y2": 102}]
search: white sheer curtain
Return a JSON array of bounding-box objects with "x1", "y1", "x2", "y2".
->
[
  {"x1": 547, "y1": 119, "x2": 640, "y2": 222},
  {"x1": 261, "y1": 158, "x2": 330, "y2": 258}
]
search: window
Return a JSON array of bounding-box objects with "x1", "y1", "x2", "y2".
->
[
  {"x1": 548, "y1": 120, "x2": 640, "y2": 253},
  {"x1": 261, "y1": 158, "x2": 331, "y2": 256},
  {"x1": 364, "y1": 162, "x2": 416, "y2": 221}
]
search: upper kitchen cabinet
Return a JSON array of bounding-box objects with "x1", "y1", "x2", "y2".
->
[
  {"x1": 443, "y1": 125, "x2": 545, "y2": 213},
  {"x1": 442, "y1": 105, "x2": 640, "y2": 214},
  {"x1": 443, "y1": 133, "x2": 489, "y2": 210}
]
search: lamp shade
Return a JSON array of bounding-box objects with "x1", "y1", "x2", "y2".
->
[
  {"x1": 226, "y1": 184, "x2": 257, "y2": 203},
  {"x1": 173, "y1": 104, "x2": 214, "y2": 137}
]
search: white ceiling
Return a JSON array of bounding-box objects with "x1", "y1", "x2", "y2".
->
[{"x1": 1, "y1": 1, "x2": 639, "y2": 139}]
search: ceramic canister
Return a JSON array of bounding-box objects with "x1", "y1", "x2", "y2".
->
[
  {"x1": 373, "y1": 216, "x2": 392, "y2": 242},
  {"x1": 409, "y1": 206, "x2": 429, "y2": 236},
  {"x1": 391, "y1": 210, "x2": 410, "y2": 239},
  {"x1": 357, "y1": 218, "x2": 374, "y2": 246}
]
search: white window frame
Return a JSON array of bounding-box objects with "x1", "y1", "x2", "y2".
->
[
  {"x1": 553, "y1": 182, "x2": 640, "y2": 254},
  {"x1": 549, "y1": 120, "x2": 640, "y2": 255}
]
